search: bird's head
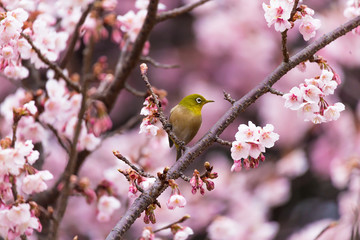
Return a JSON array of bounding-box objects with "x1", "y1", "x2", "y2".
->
[{"x1": 178, "y1": 94, "x2": 214, "y2": 114}]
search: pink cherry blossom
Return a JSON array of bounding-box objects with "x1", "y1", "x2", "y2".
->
[
  {"x1": 259, "y1": 124, "x2": 280, "y2": 148},
  {"x1": 299, "y1": 15, "x2": 321, "y2": 41},
  {"x1": 23, "y1": 101, "x2": 37, "y2": 115},
  {"x1": 323, "y1": 102, "x2": 345, "y2": 121},
  {"x1": 166, "y1": 193, "x2": 187, "y2": 210},
  {"x1": 283, "y1": 86, "x2": 304, "y2": 110},
  {"x1": 263, "y1": 0, "x2": 293, "y2": 32},
  {"x1": 300, "y1": 84, "x2": 322, "y2": 103},
  {"x1": 21, "y1": 170, "x2": 54, "y2": 195},
  {"x1": 173, "y1": 226, "x2": 194, "y2": 240},
  {"x1": 230, "y1": 141, "x2": 251, "y2": 160},
  {"x1": 96, "y1": 195, "x2": 121, "y2": 222}
]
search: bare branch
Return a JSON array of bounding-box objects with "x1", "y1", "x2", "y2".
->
[
  {"x1": 156, "y1": 0, "x2": 210, "y2": 23},
  {"x1": 268, "y1": 88, "x2": 284, "y2": 96},
  {"x1": 105, "y1": 15, "x2": 360, "y2": 240},
  {"x1": 124, "y1": 82, "x2": 147, "y2": 97},
  {"x1": 60, "y1": 2, "x2": 95, "y2": 69},
  {"x1": 153, "y1": 215, "x2": 191, "y2": 233},
  {"x1": 281, "y1": 0, "x2": 300, "y2": 62},
  {"x1": 113, "y1": 151, "x2": 155, "y2": 178},
  {"x1": 223, "y1": 90, "x2": 235, "y2": 105},
  {"x1": 98, "y1": 0, "x2": 159, "y2": 110},
  {"x1": 215, "y1": 137, "x2": 232, "y2": 147},
  {"x1": 51, "y1": 75, "x2": 90, "y2": 238},
  {"x1": 21, "y1": 33, "x2": 81, "y2": 92},
  {"x1": 141, "y1": 69, "x2": 185, "y2": 150},
  {"x1": 140, "y1": 56, "x2": 180, "y2": 69}
]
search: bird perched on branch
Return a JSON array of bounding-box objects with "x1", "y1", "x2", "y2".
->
[{"x1": 169, "y1": 94, "x2": 214, "y2": 160}]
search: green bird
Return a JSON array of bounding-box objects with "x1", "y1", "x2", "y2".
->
[{"x1": 169, "y1": 94, "x2": 214, "y2": 160}]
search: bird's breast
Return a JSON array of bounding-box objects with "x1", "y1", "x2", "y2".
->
[{"x1": 169, "y1": 105, "x2": 202, "y2": 145}]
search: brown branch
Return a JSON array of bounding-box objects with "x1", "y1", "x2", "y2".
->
[
  {"x1": 105, "y1": 15, "x2": 360, "y2": 240},
  {"x1": 124, "y1": 82, "x2": 147, "y2": 97},
  {"x1": 141, "y1": 69, "x2": 185, "y2": 150},
  {"x1": 153, "y1": 215, "x2": 190, "y2": 233},
  {"x1": 223, "y1": 90, "x2": 235, "y2": 105},
  {"x1": 113, "y1": 151, "x2": 155, "y2": 178},
  {"x1": 60, "y1": 2, "x2": 95, "y2": 69},
  {"x1": 215, "y1": 137, "x2": 232, "y2": 147},
  {"x1": 21, "y1": 33, "x2": 81, "y2": 92},
  {"x1": 268, "y1": 88, "x2": 284, "y2": 96},
  {"x1": 281, "y1": 0, "x2": 300, "y2": 62},
  {"x1": 140, "y1": 56, "x2": 179, "y2": 69},
  {"x1": 156, "y1": 0, "x2": 210, "y2": 23},
  {"x1": 98, "y1": 0, "x2": 159, "y2": 110},
  {"x1": 50, "y1": 76, "x2": 90, "y2": 238}
]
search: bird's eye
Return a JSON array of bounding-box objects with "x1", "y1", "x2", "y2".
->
[{"x1": 195, "y1": 97, "x2": 202, "y2": 104}]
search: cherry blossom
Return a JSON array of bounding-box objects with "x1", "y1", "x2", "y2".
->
[
  {"x1": 173, "y1": 226, "x2": 194, "y2": 240},
  {"x1": 21, "y1": 170, "x2": 54, "y2": 195},
  {"x1": 283, "y1": 68, "x2": 345, "y2": 124},
  {"x1": 96, "y1": 195, "x2": 121, "y2": 222},
  {"x1": 299, "y1": 15, "x2": 321, "y2": 41},
  {"x1": 230, "y1": 121, "x2": 279, "y2": 171},
  {"x1": 167, "y1": 192, "x2": 187, "y2": 210},
  {"x1": 263, "y1": 0, "x2": 293, "y2": 32}
]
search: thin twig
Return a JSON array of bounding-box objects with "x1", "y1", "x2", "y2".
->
[
  {"x1": 60, "y1": 2, "x2": 95, "y2": 69},
  {"x1": 153, "y1": 215, "x2": 191, "y2": 233},
  {"x1": 21, "y1": 33, "x2": 81, "y2": 92},
  {"x1": 281, "y1": 0, "x2": 300, "y2": 62},
  {"x1": 215, "y1": 137, "x2": 232, "y2": 147},
  {"x1": 314, "y1": 221, "x2": 338, "y2": 240},
  {"x1": 141, "y1": 70, "x2": 185, "y2": 150},
  {"x1": 113, "y1": 151, "x2": 155, "y2": 178},
  {"x1": 268, "y1": 88, "x2": 284, "y2": 96},
  {"x1": 51, "y1": 75, "x2": 90, "y2": 238},
  {"x1": 124, "y1": 82, "x2": 147, "y2": 97},
  {"x1": 140, "y1": 56, "x2": 180, "y2": 69},
  {"x1": 105, "y1": 15, "x2": 360, "y2": 240},
  {"x1": 45, "y1": 123, "x2": 70, "y2": 153},
  {"x1": 223, "y1": 90, "x2": 235, "y2": 105},
  {"x1": 156, "y1": 0, "x2": 210, "y2": 23},
  {"x1": 179, "y1": 173, "x2": 191, "y2": 182}
]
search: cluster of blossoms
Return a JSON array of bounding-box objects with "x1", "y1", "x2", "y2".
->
[
  {"x1": 344, "y1": 0, "x2": 360, "y2": 34},
  {"x1": 0, "y1": 3, "x2": 69, "y2": 80},
  {"x1": 117, "y1": 0, "x2": 165, "y2": 43},
  {"x1": 230, "y1": 121, "x2": 279, "y2": 172},
  {"x1": 139, "y1": 91, "x2": 168, "y2": 137},
  {"x1": 0, "y1": 8, "x2": 31, "y2": 79},
  {"x1": 39, "y1": 75, "x2": 100, "y2": 151},
  {"x1": 263, "y1": 0, "x2": 321, "y2": 41},
  {"x1": 283, "y1": 69, "x2": 345, "y2": 124},
  {"x1": 139, "y1": 96, "x2": 161, "y2": 136},
  {"x1": 0, "y1": 134, "x2": 52, "y2": 238},
  {"x1": 140, "y1": 223, "x2": 193, "y2": 240},
  {"x1": 189, "y1": 163, "x2": 217, "y2": 195},
  {"x1": 0, "y1": 203, "x2": 41, "y2": 239}
]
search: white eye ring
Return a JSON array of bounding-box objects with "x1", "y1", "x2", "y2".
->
[{"x1": 196, "y1": 97, "x2": 202, "y2": 104}]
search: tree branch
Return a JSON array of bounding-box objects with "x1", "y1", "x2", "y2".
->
[
  {"x1": 21, "y1": 33, "x2": 81, "y2": 92},
  {"x1": 50, "y1": 76, "x2": 90, "y2": 238},
  {"x1": 60, "y1": 2, "x2": 95, "y2": 69},
  {"x1": 156, "y1": 0, "x2": 210, "y2": 23},
  {"x1": 281, "y1": 0, "x2": 300, "y2": 62},
  {"x1": 98, "y1": 0, "x2": 159, "y2": 110},
  {"x1": 105, "y1": 15, "x2": 360, "y2": 240}
]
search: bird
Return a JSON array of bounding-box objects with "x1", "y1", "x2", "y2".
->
[{"x1": 168, "y1": 94, "x2": 214, "y2": 160}]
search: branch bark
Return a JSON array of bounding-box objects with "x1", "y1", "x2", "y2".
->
[{"x1": 105, "y1": 15, "x2": 360, "y2": 240}]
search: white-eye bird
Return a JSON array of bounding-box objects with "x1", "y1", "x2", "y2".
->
[{"x1": 168, "y1": 94, "x2": 214, "y2": 160}]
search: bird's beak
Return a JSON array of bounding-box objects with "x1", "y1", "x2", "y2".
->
[{"x1": 205, "y1": 99, "x2": 214, "y2": 104}]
